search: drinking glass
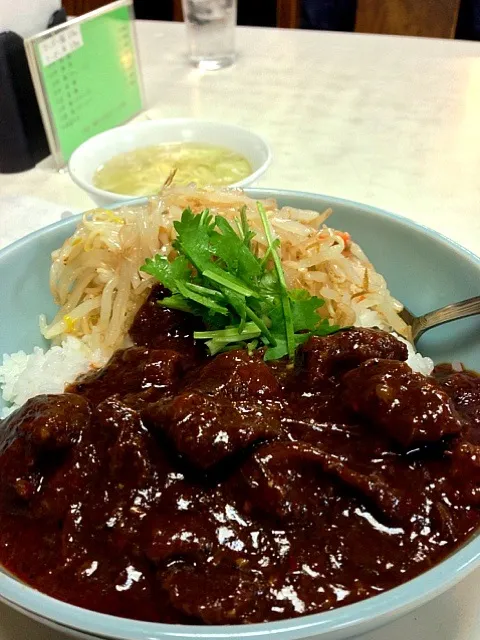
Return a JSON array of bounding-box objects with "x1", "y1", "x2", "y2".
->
[{"x1": 181, "y1": 0, "x2": 237, "y2": 70}]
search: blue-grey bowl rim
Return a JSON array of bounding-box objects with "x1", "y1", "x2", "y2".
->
[{"x1": 0, "y1": 187, "x2": 479, "y2": 640}]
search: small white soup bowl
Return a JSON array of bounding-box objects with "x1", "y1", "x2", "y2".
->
[{"x1": 68, "y1": 119, "x2": 272, "y2": 207}]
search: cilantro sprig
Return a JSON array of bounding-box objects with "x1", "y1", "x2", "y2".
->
[{"x1": 141, "y1": 204, "x2": 339, "y2": 360}]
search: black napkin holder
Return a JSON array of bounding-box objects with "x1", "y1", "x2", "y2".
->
[{"x1": 0, "y1": 9, "x2": 67, "y2": 174}]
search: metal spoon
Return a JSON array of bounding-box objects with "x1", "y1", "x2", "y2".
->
[{"x1": 400, "y1": 296, "x2": 480, "y2": 343}]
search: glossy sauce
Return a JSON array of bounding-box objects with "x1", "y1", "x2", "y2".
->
[{"x1": 0, "y1": 287, "x2": 479, "y2": 624}]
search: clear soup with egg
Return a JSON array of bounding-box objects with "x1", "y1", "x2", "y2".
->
[{"x1": 93, "y1": 143, "x2": 253, "y2": 195}]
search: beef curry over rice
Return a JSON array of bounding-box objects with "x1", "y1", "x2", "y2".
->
[{"x1": 0, "y1": 286, "x2": 479, "y2": 625}]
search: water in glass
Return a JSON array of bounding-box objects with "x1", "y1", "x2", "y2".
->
[{"x1": 182, "y1": 0, "x2": 237, "y2": 70}]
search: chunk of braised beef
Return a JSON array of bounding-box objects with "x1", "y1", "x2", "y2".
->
[
  {"x1": 238, "y1": 441, "x2": 335, "y2": 521},
  {"x1": 129, "y1": 285, "x2": 204, "y2": 359},
  {"x1": 83, "y1": 398, "x2": 174, "y2": 553},
  {"x1": 0, "y1": 393, "x2": 89, "y2": 454},
  {"x1": 238, "y1": 441, "x2": 409, "y2": 524},
  {"x1": 161, "y1": 563, "x2": 265, "y2": 624},
  {"x1": 185, "y1": 349, "x2": 282, "y2": 402},
  {"x1": 441, "y1": 372, "x2": 480, "y2": 434},
  {"x1": 343, "y1": 359, "x2": 462, "y2": 447},
  {"x1": 0, "y1": 394, "x2": 90, "y2": 502},
  {"x1": 144, "y1": 512, "x2": 216, "y2": 565},
  {"x1": 450, "y1": 441, "x2": 480, "y2": 505},
  {"x1": 70, "y1": 347, "x2": 186, "y2": 405},
  {"x1": 299, "y1": 328, "x2": 408, "y2": 383},
  {"x1": 142, "y1": 391, "x2": 281, "y2": 470},
  {"x1": 31, "y1": 399, "x2": 122, "y2": 523},
  {"x1": 98, "y1": 398, "x2": 162, "y2": 482}
]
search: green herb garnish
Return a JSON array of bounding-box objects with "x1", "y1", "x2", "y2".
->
[{"x1": 141, "y1": 204, "x2": 339, "y2": 360}]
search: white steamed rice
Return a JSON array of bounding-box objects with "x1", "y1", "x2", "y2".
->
[
  {"x1": 396, "y1": 334, "x2": 434, "y2": 376},
  {"x1": 0, "y1": 337, "x2": 95, "y2": 418}
]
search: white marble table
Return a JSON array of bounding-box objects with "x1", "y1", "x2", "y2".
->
[{"x1": 1, "y1": 18, "x2": 480, "y2": 640}]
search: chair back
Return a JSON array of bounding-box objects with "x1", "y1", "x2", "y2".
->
[{"x1": 355, "y1": 0, "x2": 461, "y2": 38}]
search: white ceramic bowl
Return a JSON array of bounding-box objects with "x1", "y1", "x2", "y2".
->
[{"x1": 68, "y1": 119, "x2": 272, "y2": 207}]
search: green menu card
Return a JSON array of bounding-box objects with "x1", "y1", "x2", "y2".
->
[{"x1": 25, "y1": 0, "x2": 143, "y2": 168}]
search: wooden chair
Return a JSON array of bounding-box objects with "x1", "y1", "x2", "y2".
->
[
  {"x1": 173, "y1": 0, "x2": 183, "y2": 22},
  {"x1": 355, "y1": 0, "x2": 461, "y2": 38},
  {"x1": 276, "y1": 0, "x2": 301, "y2": 28},
  {"x1": 173, "y1": 0, "x2": 301, "y2": 28},
  {"x1": 274, "y1": 0, "x2": 462, "y2": 36}
]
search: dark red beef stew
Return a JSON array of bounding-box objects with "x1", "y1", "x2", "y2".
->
[{"x1": 1, "y1": 286, "x2": 480, "y2": 625}]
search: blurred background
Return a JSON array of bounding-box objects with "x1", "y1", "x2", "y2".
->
[{"x1": 62, "y1": 0, "x2": 480, "y2": 40}]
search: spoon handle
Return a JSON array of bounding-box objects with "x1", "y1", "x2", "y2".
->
[{"x1": 413, "y1": 296, "x2": 480, "y2": 340}]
